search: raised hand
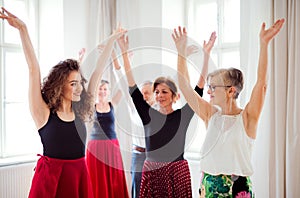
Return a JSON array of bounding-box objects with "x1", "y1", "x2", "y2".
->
[
  {"x1": 203, "y1": 31, "x2": 217, "y2": 55},
  {"x1": 110, "y1": 24, "x2": 127, "y2": 42},
  {"x1": 186, "y1": 45, "x2": 199, "y2": 57},
  {"x1": 260, "y1": 19, "x2": 285, "y2": 45},
  {"x1": 172, "y1": 26, "x2": 188, "y2": 56},
  {"x1": 117, "y1": 33, "x2": 129, "y2": 54},
  {"x1": 0, "y1": 7, "x2": 25, "y2": 30},
  {"x1": 78, "y1": 48, "x2": 86, "y2": 64}
]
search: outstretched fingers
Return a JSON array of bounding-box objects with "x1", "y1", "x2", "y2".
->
[
  {"x1": 1, "y1": 7, "x2": 16, "y2": 18},
  {"x1": 203, "y1": 31, "x2": 217, "y2": 53},
  {"x1": 173, "y1": 28, "x2": 179, "y2": 40},
  {"x1": 260, "y1": 19, "x2": 285, "y2": 43}
]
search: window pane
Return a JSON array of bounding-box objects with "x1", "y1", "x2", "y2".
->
[
  {"x1": 223, "y1": 0, "x2": 240, "y2": 43},
  {"x1": 4, "y1": 103, "x2": 41, "y2": 157},
  {"x1": 4, "y1": 51, "x2": 28, "y2": 102},
  {"x1": 3, "y1": 0, "x2": 27, "y2": 44},
  {"x1": 221, "y1": 50, "x2": 240, "y2": 68},
  {"x1": 192, "y1": 1, "x2": 218, "y2": 43}
]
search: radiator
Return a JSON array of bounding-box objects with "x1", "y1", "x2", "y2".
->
[{"x1": 0, "y1": 163, "x2": 36, "y2": 198}]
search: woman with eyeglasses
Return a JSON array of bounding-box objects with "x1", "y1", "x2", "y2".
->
[
  {"x1": 174, "y1": 19, "x2": 284, "y2": 197},
  {"x1": 0, "y1": 7, "x2": 125, "y2": 198}
]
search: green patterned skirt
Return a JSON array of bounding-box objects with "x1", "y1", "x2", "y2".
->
[{"x1": 199, "y1": 172, "x2": 254, "y2": 198}]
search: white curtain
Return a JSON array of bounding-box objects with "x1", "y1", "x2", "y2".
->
[
  {"x1": 241, "y1": 0, "x2": 300, "y2": 197},
  {"x1": 87, "y1": 0, "x2": 116, "y2": 50}
]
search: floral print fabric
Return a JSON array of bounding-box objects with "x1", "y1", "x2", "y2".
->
[{"x1": 199, "y1": 172, "x2": 253, "y2": 198}]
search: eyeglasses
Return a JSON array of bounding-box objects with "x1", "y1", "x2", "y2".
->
[{"x1": 207, "y1": 85, "x2": 232, "y2": 92}]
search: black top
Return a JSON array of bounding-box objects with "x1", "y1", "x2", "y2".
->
[
  {"x1": 129, "y1": 84, "x2": 203, "y2": 162},
  {"x1": 38, "y1": 112, "x2": 86, "y2": 159},
  {"x1": 90, "y1": 102, "x2": 117, "y2": 140}
]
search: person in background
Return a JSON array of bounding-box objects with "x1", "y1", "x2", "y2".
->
[
  {"x1": 0, "y1": 7, "x2": 125, "y2": 198},
  {"x1": 130, "y1": 80, "x2": 155, "y2": 198},
  {"x1": 85, "y1": 48, "x2": 129, "y2": 198},
  {"x1": 117, "y1": 27, "x2": 215, "y2": 197},
  {"x1": 175, "y1": 20, "x2": 284, "y2": 197}
]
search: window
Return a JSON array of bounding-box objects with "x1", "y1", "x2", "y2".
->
[
  {"x1": 0, "y1": 0, "x2": 41, "y2": 163},
  {"x1": 188, "y1": 0, "x2": 240, "y2": 69},
  {"x1": 161, "y1": 0, "x2": 240, "y2": 156},
  {"x1": 186, "y1": 0, "x2": 240, "y2": 155}
]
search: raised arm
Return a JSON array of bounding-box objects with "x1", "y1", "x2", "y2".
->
[
  {"x1": 111, "y1": 48, "x2": 121, "y2": 70},
  {"x1": 197, "y1": 32, "x2": 216, "y2": 88},
  {"x1": 78, "y1": 48, "x2": 86, "y2": 65},
  {"x1": 117, "y1": 33, "x2": 136, "y2": 87},
  {"x1": 111, "y1": 55, "x2": 123, "y2": 106},
  {"x1": 1, "y1": 8, "x2": 49, "y2": 129},
  {"x1": 244, "y1": 19, "x2": 285, "y2": 138},
  {"x1": 173, "y1": 26, "x2": 213, "y2": 123},
  {"x1": 87, "y1": 28, "x2": 126, "y2": 100}
]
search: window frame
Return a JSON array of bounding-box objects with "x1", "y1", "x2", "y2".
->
[
  {"x1": 184, "y1": 0, "x2": 241, "y2": 156},
  {"x1": 0, "y1": 0, "x2": 40, "y2": 165}
]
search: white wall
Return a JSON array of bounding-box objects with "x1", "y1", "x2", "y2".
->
[
  {"x1": 39, "y1": 0, "x2": 64, "y2": 75},
  {"x1": 39, "y1": 0, "x2": 88, "y2": 75},
  {"x1": 63, "y1": 0, "x2": 88, "y2": 58}
]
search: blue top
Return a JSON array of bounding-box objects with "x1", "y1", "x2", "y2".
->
[
  {"x1": 129, "y1": 84, "x2": 203, "y2": 162},
  {"x1": 38, "y1": 112, "x2": 86, "y2": 159},
  {"x1": 90, "y1": 102, "x2": 117, "y2": 140}
]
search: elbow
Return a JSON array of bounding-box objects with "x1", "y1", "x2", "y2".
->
[
  {"x1": 256, "y1": 81, "x2": 268, "y2": 94},
  {"x1": 263, "y1": 84, "x2": 267, "y2": 94}
]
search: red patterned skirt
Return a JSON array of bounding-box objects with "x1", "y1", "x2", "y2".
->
[
  {"x1": 28, "y1": 155, "x2": 93, "y2": 198},
  {"x1": 139, "y1": 159, "x2": 192, "y2": 198},
  {"x1": 86, "y1": 139, "x2": 129, "y2": 198}
]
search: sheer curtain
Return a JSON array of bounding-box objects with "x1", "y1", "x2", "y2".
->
[
  {"x1": 241, "y1": 0, "x2": 300, "y2": 197},
  {"x1": 86, "y1": 0, "x2": 116, "y2": 49}
]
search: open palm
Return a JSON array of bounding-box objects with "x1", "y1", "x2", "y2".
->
[{"x1": 260, "y1": 19, "x2": 285, "y2": 44}]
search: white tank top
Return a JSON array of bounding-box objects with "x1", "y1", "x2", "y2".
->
[{"x1": 199, "y1": 110, "x2": 255, "y2": 176}]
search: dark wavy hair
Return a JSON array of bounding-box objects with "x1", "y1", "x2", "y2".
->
[{"x1": 41, "y1": 59, "x2": 93, "y2": 121}]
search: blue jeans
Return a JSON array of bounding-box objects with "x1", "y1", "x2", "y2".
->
[{"x1": 131, "y1": 151, "x2": 146, "y2": 198}]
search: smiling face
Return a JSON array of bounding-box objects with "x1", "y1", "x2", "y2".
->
[
  {"x1": 154, "y1": 83, "x2": 176, "y2": 109},
  {"x1": 97, "y1": 82, "x2": 110, "y2": 102},
  {"x1": 62, "y1": 71, "x2": 83, "y2": 102}
]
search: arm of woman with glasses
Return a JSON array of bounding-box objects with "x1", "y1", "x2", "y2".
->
[
  {"x1": 174, "y1": 27, "x2": 216, "y2": 124},
  {"x1": 197, "y1": 31, "x2": 216, "y2": 88},
  {"x1": 243, "y1": 19, "x2": 284, "y2": 139}
]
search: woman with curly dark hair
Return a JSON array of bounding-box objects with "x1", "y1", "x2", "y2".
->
[{"x1": 0, "y1": 7, "x2": 125, "y2": 198}]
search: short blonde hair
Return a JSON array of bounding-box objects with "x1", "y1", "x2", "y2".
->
[{"x1": 207, "y1": 67, "x2": 244, "y2": 99}]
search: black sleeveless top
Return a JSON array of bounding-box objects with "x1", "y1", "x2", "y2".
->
[
  {"x1": 90, "y1": 102, "x2": 117, "y2": 140},
  {"x1": 38, "y1": 112, "x2": 86, "y2": 159}
]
